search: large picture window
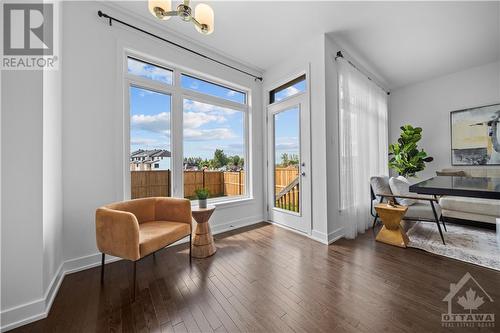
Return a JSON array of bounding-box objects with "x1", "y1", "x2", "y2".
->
[
  {"x1": 183, "y1": 99, "x2": 245, "y2": 200},
  {"x1": 129, "y1": 86, "x2": 172, "y2": 198},
  {"x1": 126, "y1": 55, "x2": 249, "y2": 203}
]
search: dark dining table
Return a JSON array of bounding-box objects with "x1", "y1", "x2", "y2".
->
[{"x1": 409, "y1": 176, "x2": 500, "y2": 200}]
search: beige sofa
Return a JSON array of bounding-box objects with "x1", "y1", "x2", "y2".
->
[{"x1": 438, "y1": 168, "x2": 500, "y2": 226}]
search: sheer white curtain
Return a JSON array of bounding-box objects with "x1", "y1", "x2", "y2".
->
[{"x1": 337, "y1": 58, "x2": 388, "y2": 239}]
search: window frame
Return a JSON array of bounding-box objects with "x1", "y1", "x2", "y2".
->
[
  {"x1": 269, "y1": 74, "x2": 307, "y2": 105},
  {"x1": 127, "y1": 56, "x2": 174, "y2": 85},
  {"x1": 123, "y1": 50, "x2": 252, "y2": 205}
]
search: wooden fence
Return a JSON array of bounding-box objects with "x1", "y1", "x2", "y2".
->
[
  {"x1": 274, "y1": 168, "x2": 299, "y2": 195},
  {"x1": 274, "y1": 168, "x2": 300, "y2": 212},
  {"x1": 131, "y1": 168, "x2": 299, "y2": 203},
  {"x1": 131, "y1": 170, "x2": 245, "y2": 199},
  {"x1": 275, "y1": 177, "x2": 300, "y2": 212}
]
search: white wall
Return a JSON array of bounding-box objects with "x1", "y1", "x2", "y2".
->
[
  {"x1": 390, "y1": 61, "x2": 500, "y2": 180},
  {"x1": 42, "y1": 59, "x2": 64, "y2": 304},
  {"x1": 61, "y1": 2, "x2": 264, "y2": 264},
  {"x1": 262, "y1": 34, "x2": 383, "y2": 244},
  {"x1": 263, "y1": 34, "x2": 331, "y2": 243},
  {"x1": 1, "y1": 2, "x2": 65, "y2": 329},
  {"x1": 1, "y1": 70, "x2": 45, "y2": 328},
  {"x1": 324, "y1": 36, "x2": 345, "y2": 242}
]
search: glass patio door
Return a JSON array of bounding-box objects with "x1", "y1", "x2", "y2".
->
[{"x1": 267, "y1": 94, "x2": 311, "y2": 233}]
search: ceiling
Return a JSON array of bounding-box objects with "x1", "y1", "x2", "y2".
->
[{"x1": 111, "y1": 1, "x2": 500, "y2": 89}]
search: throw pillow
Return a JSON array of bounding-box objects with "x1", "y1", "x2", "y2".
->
[{"x1": 389, "y1": 176, "x2": 416, "y2": 206}]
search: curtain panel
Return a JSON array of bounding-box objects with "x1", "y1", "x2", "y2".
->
[{"x1": 337, "y1": 58, "x2": 389, "y2": 238}]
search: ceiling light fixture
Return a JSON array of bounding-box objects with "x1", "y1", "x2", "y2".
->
[{"x1": 148, "y1": 0, "x2": 214, "y2": 35}]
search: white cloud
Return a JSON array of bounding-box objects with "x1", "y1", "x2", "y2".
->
[
  {"x1": 128, "y1": 59, "x2": 172, "y2": 84},
  {"x1": 184, "y1": 128, "x2": 236, "y2": 141},
  {"x1": 183, "y1": 99, "x2": 238, "y2": 115},
  {"x1": 137, "y1": 89, "x2": 162, "y2": 98},
  {"x1": 226, "y1": 90, "x2": 237, "y2": 97},
  {"x1": 275, "y1": 137, "x2": 299, "y2": 151},
  {"x1": 183, "y1": 112, "x2": 226, "y2": 129},
  {"x1": 282, "y1": 86, "x2": 300, "y2": 98},
  {"x1": 131, "y1": 138, "x2": 160, "y2": 146},
  {"x1": 132, "y1": 100, "x2": 242, "y2": 142},
  {"x1": 131, "y1": 112, "x2": 170, "y2": 134}
]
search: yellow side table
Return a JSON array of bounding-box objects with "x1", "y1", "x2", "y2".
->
[{"x1": 374, "y1": 203, "x2": 409, "y2": 248}]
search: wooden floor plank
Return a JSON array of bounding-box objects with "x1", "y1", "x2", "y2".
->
[{"x1": 11, "y1": 222, "x2": 500, "y2": 333}]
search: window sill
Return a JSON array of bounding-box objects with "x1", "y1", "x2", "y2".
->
[{"x1": 191, "y1": 196, "x2": 254, "y2": 210}]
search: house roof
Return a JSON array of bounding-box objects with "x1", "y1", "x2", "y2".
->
[{"x1": 130, "y1": 149, "x2": 171, "y2": 159}]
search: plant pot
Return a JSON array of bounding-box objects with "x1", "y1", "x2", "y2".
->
[{"x1": 198, "y1": 199, "x2": 207, "y2": 208}]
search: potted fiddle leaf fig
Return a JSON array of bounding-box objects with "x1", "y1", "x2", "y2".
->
[
  {"x1": 195, "y1": 188, "x2": 210, "y2": 208},
  {"x1": 389, "y1": 124, "x2": 434, "y2": 178}
]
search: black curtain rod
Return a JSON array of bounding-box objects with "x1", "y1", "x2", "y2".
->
[
  {"x1": 335, "y1": 51, "x2": 390, "y2": 95},
  {"x1": 97, "y1": 10, "x2": 263, "y2": 82}
]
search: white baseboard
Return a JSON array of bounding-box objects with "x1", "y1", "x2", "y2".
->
[
  {"x1": 327, "y1": 227, "x2": 345, "y2": 244},
  {"x1": 1, "y1": 261, "x2": 64, "y2": 332},
  {"x1": 287, "y1": 227, "x2": 344, "y2": 245},
  {"x1": 0, "y1": 216, "x2": 263, "y2": 332},
  {"x1": 310, "y1": 229, "x2": 329, "y2": 244}
]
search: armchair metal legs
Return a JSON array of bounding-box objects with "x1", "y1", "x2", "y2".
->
[
  {"x1": 371, "y1": 197, "x2": 383, "y2": 229},
  {"x1": 132, "y1": 261, "x2": 137, "y2": 301},
  {"x1": 100, "y1": 253, "x2": 105, "y2": 284},
  {"x1": 101, "y1": 233, "x2": 193, "y2": 303},
  {"x1": 430, "y1": 201, "x2": 446, "y2": 245},
  {"x1": 189, "y1": 233, "x2": 192, "y2": 264}
]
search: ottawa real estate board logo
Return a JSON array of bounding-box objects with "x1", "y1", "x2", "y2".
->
[
  {"x1": 442, "y1": 272, "x2": 495, "y2": 328},
  {"x1": 2, "y1": 2, "x2": 58, "y2": 69}
]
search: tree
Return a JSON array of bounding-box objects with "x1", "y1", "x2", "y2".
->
[
  {"x1": 279, "y1": 153, "x2": 299, "y2": 167},
  {"x1": 288, "y1": 154, "x2": 299, "y2": 166},
  {"x1": 280, "y1": 153, "x2": 289, "y2": 167},
  {"x1": 212, "y1": 149, "x2": 229, "y2": 169}
]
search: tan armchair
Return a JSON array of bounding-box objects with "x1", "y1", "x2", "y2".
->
[{"x1": 96, "y1": 197, "x2": 192, "y2": 300}]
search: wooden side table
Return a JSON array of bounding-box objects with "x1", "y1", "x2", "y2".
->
[
  {"x1": 191, "y1": 205, "x2": 216, "y2": 258},
  {"x1": 374, "y1": 203, "x2": 409, "y2": 248}
]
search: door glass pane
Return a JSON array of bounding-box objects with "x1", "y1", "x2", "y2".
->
[
  {"x1": 129, "y1": 86, "x2": 171, "y2": 198},
  {"x1": 274, "y1": 107, "x2": 300, "y2": 212},
  {"x1": 183, "y1": 99, "x2": 246, "y2": 200}
]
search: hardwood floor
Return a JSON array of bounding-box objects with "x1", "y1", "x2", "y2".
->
[{"x1": 13, "y1": 222, "x2": 500, "y2": 332}]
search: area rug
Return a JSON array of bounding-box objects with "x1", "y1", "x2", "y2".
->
[{"x1": 406, "y1": 222, "x2": 500, "y2": 271}]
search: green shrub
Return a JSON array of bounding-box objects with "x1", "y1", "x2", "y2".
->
[{"x1": 194, "y1": 188, "x2": 210, "y2": 200}]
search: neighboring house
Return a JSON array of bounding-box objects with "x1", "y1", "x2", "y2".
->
[{"x1": 130, "y1": 149, "x2": 171, "y2": 171}]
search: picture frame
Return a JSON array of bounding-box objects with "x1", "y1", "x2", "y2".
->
[{"x1": 450, "y1": 103, "x2": 500, "y2": 166}]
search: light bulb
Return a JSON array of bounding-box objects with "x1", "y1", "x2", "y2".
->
[
  {"x1": 148, "y1": 0, "x2": 172, "y2": 20},
  {"x1": 194, "y1": 3, "x2": 214, "y2": 34}
]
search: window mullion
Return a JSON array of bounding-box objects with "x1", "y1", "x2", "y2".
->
[{"x1": 171, "y1": 70, "x2": 184, "y2": 198}]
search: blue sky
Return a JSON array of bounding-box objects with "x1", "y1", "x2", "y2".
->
[
  {"x1": 130, "y1": 89, "x2": 245, "y2": 160},
  {"x1": 130, "y1": 86, "x2": 171, "y2": 152},
  {"x1": 274, "y1": 107, "x2": 300, "y2": 164},
  {"x1": 129, "y1": 58, "x2": 300, "y2": 165},
  {"x1": 274, "y1": 80, "x2": 306, "y2": 102}
]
